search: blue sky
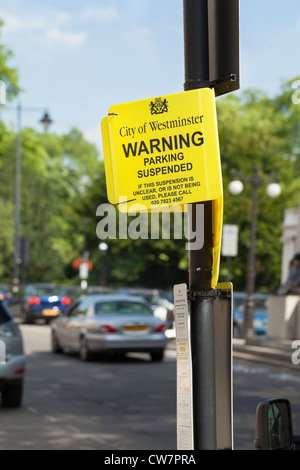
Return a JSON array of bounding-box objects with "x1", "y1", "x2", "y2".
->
[{"x1": 0, "y1": 0, "x2": 300, "y2": 155}]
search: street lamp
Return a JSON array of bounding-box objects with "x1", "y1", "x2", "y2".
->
[
  {"x1": 229, "y1": 165, "x2": 281, "y2": 338},
  {"x1": 11, "y1": 103, "x2": 53, "y2": 291},
  {"x1": 40, "y1": 110, "x2": 53, "y2": 131}
]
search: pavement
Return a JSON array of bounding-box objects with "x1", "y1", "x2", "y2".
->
[
  {"x1": 167, "y1": 329, "x2": 300, "y2": 369},
  {"x1": 233, "y1": 336, "x2": 300, "y2": 369}
]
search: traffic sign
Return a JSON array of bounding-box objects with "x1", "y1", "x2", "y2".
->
[{"x1": 101, "y1": 88, "x2": 222, "y2": 212}]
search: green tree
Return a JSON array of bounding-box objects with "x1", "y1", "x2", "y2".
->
[
  {"x1": 0, "y1": 19, "x2": 20, "y2": 101},
  {"x1": 20, "y1": 128, "x2": 100, "y2": 283},
  {"x1": 75, "y1": 79, "x2": 300, "y2": 293},
  {"x1": 0, "y1": 18, "x2": 21, "y2": 281},
  {"x1": 217, "y1": 82, "x2": 300, "y2": 291},
  {"x1": 0, "y1": 122, "x2": 101, "y2": 284}
]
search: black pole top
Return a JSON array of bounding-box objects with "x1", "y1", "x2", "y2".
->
[
  {"x1": 183, "y1": 0, "x2": 210, "y2": 91},
  {"x1": 183, "y1": 0, "x2": 240, "y2": 96}
]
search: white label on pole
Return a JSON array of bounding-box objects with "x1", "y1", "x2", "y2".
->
[
  {"x1": 173, "y1": 283, "x2": 193, "y2": 450},
  {"x1": 79, "y1": 262, "x2": 89, "y2": 279},
  {"x1": 221, "y1": 224, "x2": 239, "y2": 257}
]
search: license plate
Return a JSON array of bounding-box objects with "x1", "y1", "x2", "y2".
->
[
  {"x1": 42, "y1": 309, "x2": 60, "y2": 316},
  {"x1": 123, "y1": 325, "x2": 148, "y2": 331}
]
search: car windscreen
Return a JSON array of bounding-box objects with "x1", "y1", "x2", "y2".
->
[
  {"x1": 28, "y1": 286, "x2": 70, "y2": 296},
  {"x1": 95, "y1": 301, "x2": 153, "y2": 316},
  {"x1": 254, "y1": 298, "x2": 267, "y2": 310},
  {"x1": 233, "y1": 298, "x2": 245, "y2": 312},
  {"x1": 233, "y1": 296, "x2": 267, "y2": 312},
  {"x1": 0, "y1": 302, "x2": 12, "y2": 325}
]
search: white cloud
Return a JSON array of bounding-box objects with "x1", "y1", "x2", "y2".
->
[
  {"x1": 126, "y1": 26, "x2": 153, "y2": 47},
  {"x1": 81, "y1": 5, "x2": 119, "y2": 21},
  {"x1": 45, "y1": 27, "x2": 87, "y2": 48},
  {"x1": 0, "y1": 12, "x2": 23, "y2": 32},
  {"x1": 0, "y1": 8, "x2": 85, "y2": 50},
  {"x1": 0, "y1": 8, "x2": 71, "y2": 33},
  {"x1": 125, "y1": 26, "x2": 156, "y2": 65}
]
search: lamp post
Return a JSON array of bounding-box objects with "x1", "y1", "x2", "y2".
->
[
  {"x1": 10, "y1": 103, "x2": 53, "y2": 291},
  {"x1": 229, "y1": 166, "x2": 281, "y2": 338},
  {"x1": 98, "y1": 242, "x2": 108, "y2": 286}
]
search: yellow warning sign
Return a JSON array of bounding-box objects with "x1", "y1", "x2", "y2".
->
[
  {"x1": 101, "y1": 88, "x2": 222, "y2": 212},
  {"x1": 212, "y1": 195, "x2": 223, "y2": 288}
]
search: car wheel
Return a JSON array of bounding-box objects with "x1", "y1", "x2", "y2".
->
[
  {"x1": 150, "y1": 350, "x2": 164, "y2": 362},
  {"x1": 79, "y1": 336, "x2": 91, "y2": 361},
  {"x1": 51, "y1": 331, "x2": 62, "y2": 353},
  {"x1": 22, "y1": 311, "x2": 32, "y2": 324},
  {"x1": 1, "y1": 383, "x2": 23, "y2": 407}
]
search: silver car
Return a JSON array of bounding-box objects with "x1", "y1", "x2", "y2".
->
[
  {"x1": 0, "y1": 300, "x2": 25, "y2": 407},
  {"x1": 51, "y1": 295, "x2": 167, "y2": 361}
]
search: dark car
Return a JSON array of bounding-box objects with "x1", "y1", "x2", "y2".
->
[
  {"x1": 21, "y1": 283, "x2": 73, "y2": 324},
  {"x1": 233, "y1": 292, "x2": 268, "y2": 337},
  {"x1": 0, "y1": 300, "x2": 25, "y2": 407},
  {"x1": 0, "y1": 285, "x2": 13, "y2": 303}
]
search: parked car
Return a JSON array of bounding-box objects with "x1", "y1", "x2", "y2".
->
[
  {"x1": 51, "y1": 294, "x2": 167, "y2": 361},
  {"x1": 233, "y1": 292, "x2": 268, "y2": 337},
  {"x1": 21, "y1": 283, "x2": 73, "y2": 324},
  {"x1": 0, "y1": 285, "x2": 13, "y2": 303},
  {"x1": 118, "y1": 288, "x2": 174, "y2": 327},
  {"x1": 0, "y1": 300, "x2": 25, "y2": 407}
]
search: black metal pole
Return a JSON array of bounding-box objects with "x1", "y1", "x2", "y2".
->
[
  {"x1": 13, "y1": 102, "x2": 22, "y2": 291},
  {"x1": 243, "y1": 170, "x2": 258, "y2": 338},
  {"x1": 183, "y1": 0, "x2": 210, "y2": 91},
  {"x1": 183, "y1": 0, "x2": 217, "y2": 450}
]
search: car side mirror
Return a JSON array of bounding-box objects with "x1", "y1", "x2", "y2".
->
[{"x1": 254, "y1": 398, "x2": 294, "y2": 450}]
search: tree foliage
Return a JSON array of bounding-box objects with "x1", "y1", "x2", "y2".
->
[
  {"x1": 0, "y1": 124, "x2": 101, "y2": 283},
  {"x1": 217, "y1": 80, "x2": 300, "y2": 291},
  {"x1": 1, "y1": 18, "x2": 300, "y2": 293},
  {"x1": 0, "y1": 20, "x2": 20, "y2": 101}
]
